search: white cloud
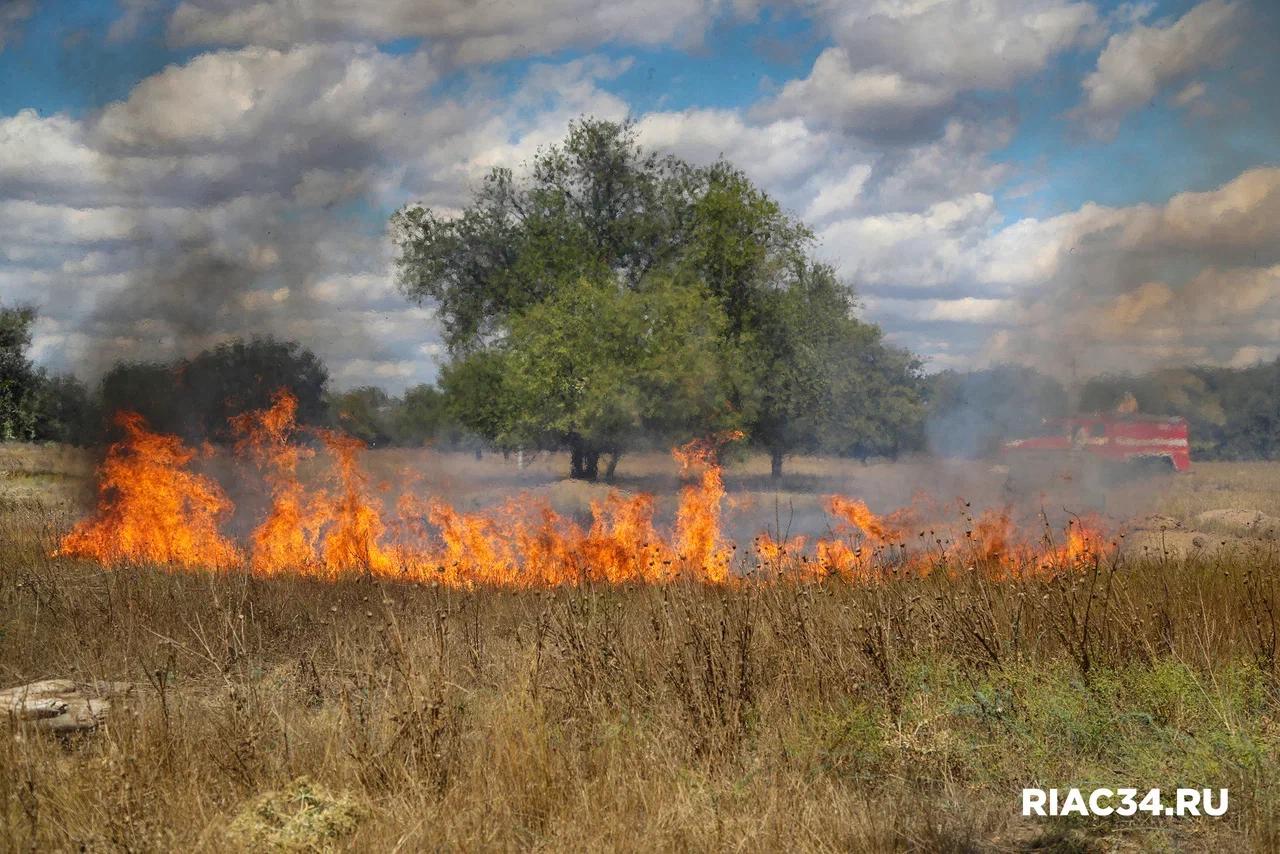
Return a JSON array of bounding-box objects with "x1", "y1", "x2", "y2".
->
[
  {"x1": 762, "y1": 0, "x2": 1098, "y2": 139},
  {"x1": 1229, "y1": 345, "x2": 1278, "y2": 368},
  {"x1": 108, "y1": 0, "x2": 165, "y2": 42},
  {"x1": 818, "y1": 192, "x2": 1002, "y2": 290},
  {"x1": 97, "y1": 43, "x2": 437, "y2": 154},
  {"x1": 3, "y1": 0, "x2": 1272, "y2": 389},
  {"x1": 166, "y1": 0, "x2": 731, "y2": 66},
  {"x1": 864, "y1": 296, "x2": 1018, "y2": 324},
  {"x1": 0, "y1": 111, "x2": 101, "y2": 188},
  {"x1": 637, "y1": 109, "x2": 836, "y2": 193},
  {"x1": 1171, "y1": 80, "x2": 1207, "y2": 107},
  {"x1": 804, "y1": 164, "x2": 872, "y2": 223},
  {"x1": 1071, "y1": 0, "x2": 1241, "y2": 134},
  {"x1": 0, "y1": 201, "x2": 140, "y2": 245},
  {"x1": 760, "y1": 52, "x2": 953, "y2": 138},
  {"x1": 872, "y1": 118, "x2": 1015, "y2": 213}
]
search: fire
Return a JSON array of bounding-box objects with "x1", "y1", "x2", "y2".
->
[
  {"x1": 58, "y1": 411, "x2": 239, "y2": 567},
  {"x1": 57, "y1": 395, "x2": 1110, "y2": 586},
  {"x1": 672, "y1": 432, "x2": 741, "y2": 583},
  {"x1": 580, "y1": 491, "x2": 666, "y2": 583},
  {"x1": 823, "y1": 495, "x2": 898, "y2": 543},
  {"x1": 232, "y1": 389, "x2": 321, "y2": 574},
  {"x1": 314, "y1": 430, "x2": 397, "y2": 577}
]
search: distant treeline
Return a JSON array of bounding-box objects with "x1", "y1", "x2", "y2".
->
[
  {"x1": 4, "y1": 308, "x2": 1280, "y2": 465},
  {"x1": 0, "y1": 324, "x2": 466, "y2": 451}
]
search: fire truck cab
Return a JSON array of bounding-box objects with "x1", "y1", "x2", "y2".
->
[
  {"x1": 999, "y1": 412, "x2": 1189, "y2": 505},
  {"x1": 1000, "y1": 414, "x2": 1191, "y2": 473}
]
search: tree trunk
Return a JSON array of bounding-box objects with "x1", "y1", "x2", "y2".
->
[
  {"x1": 604, "y1": 449, "x2": 621, "y2": 482},
  {"x1": 568, "y1": 434, "x2": 602, "y2": 481},
  {"x1": 770, "y1": 447, "x2": 784, "y2": 479},
  {"x1": 475, "y1": 447, "x2": 483, "y2": 461},
  {"x1": 583, "y1": 450, "x2": 600, "y2": 481}
]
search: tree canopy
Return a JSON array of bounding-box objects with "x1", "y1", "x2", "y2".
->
[
  {"x1": 392, "y1": 117, "x2": 925, "y2": 478},
  {"x1": 0, "y1": 305, "x2": 101, "y2": 445}
]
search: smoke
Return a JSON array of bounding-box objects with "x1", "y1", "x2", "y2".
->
[
  {"x1": 1, "y1": 25, "x2": 646, "y2": 395},
  {"x1": 974, "y1": 164, "x2": 1280, "y2": 383},
  {"x1": 925, "y1": 366, "x2": 1069, "y2": 459},
  {"x1": 66, "y1": 43, "x2": 432, "y2": 381},
  {"x1": 83, "y1": 193, "x2": 357, "y2": 374}
]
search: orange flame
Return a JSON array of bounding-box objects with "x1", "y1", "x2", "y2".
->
[
  {"x1": 672, "y1": 431, "x2": 742, "y2": 583},
  {"x1": 58, "y1": 398, "x2": 1110, "y2": 586},
  {"x1": 58, "y1": 412, "x2": 239, "y2": 567},
  {"x1": 232, "y1": 389, "x2": 322, "y2": 574},
  {"x1": 314, "y1": 430, "x2": 396, "y2": 576}
]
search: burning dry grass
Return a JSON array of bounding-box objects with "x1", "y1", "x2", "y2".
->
[
  {"x1": 7, "y1": 426, "x2": 1280, "y2": 849},
  {"x1": 53, "y1": 397, "x2": 1107, "y2": 586}
]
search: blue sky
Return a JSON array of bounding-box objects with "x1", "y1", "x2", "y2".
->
[{"x1": 0, "y1": 0, "x2": 1276, "y2": 389}]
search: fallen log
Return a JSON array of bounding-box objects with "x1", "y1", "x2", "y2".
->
[{"x1": 1, "y1": 679, "x2": 134, "y2": 736}]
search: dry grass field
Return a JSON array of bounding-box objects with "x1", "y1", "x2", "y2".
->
[{"x1": 4, "y1": 443, "x2": 1280, "y2": 851}]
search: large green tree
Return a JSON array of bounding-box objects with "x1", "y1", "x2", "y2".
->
[
  {"x1": 512, "y1": 275, "x2": 733, "y2": 478},
  {"x1": 393, "y1": 117, "x2": 925, "y2": 478},
  {"x1": 392, "y1": 119, "x2": 698, "y2": 353}
]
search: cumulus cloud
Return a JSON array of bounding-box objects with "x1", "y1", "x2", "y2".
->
[
  {"x1": 2, "y1": 0, "x2": 1269, "y2": 389},
  {"x1": 757, "y1": 52, "x2": 954, "y2": 140},
  {"x1": 636, "y1": 109, "x2": 843, "y2": 205},
  {"x1": 97, "y1": 44, "x2": 437, "y2": 157},
  {"x1": 107, "y1": 0, "x2": 165, "y2": 42},
  {"x1": 1070, "y1": 0, "x2": 1242, "y2": 135},
  {"x1": 0, "y1": 111, "x2": 106, "y2": 200},
  {"x1": 0, "y1": 44, "x2": 642, "y2": 389},
  {"x1": 863, "y1": 296, "x2": 1019, "y2": 325},
  {"x1": 820, "y1": 193, "x2": 1001, "y2": 292},
  {"x1": 759, "y1": 0, "x2": 1098, "y2": 140},
  {"x1": 165, "y1": 0, "x2": 732, "y2": 66},
  {"x1": 634, "y1": 107, "x2": 1015, "y2": 225},
  {"x1": 971, "y1": 168, "x2": 1280, "y2": 376}
]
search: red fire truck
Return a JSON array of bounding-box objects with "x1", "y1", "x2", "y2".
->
[{"x1": 999, "y1": 409, "x2": 1190, "y2": 501}]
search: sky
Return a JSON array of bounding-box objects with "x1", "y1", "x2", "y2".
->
[{"x1": 0, "y1": 0, "x2": 1277, "y2": 392}]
